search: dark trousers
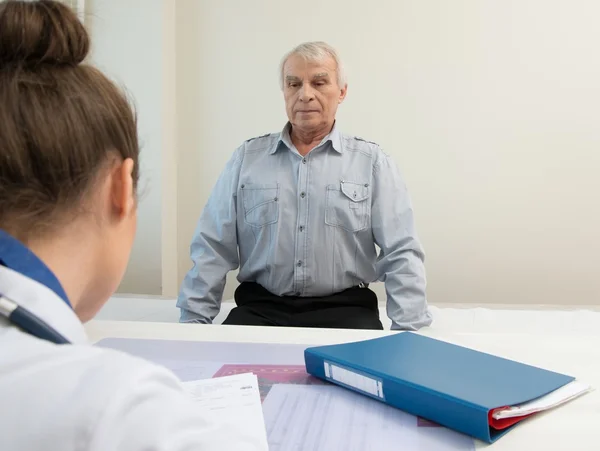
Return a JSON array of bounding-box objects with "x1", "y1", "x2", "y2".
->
[{"x1": 222, "y1": 282, "x2": 383, "y2": 330}]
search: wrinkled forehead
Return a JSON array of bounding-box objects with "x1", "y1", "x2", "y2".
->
[{"x1": 283, "y1": 53, "x2": 338, "y2": 80}]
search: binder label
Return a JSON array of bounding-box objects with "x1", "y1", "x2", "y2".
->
[{"x1": 324, "y1": 361, "x2": 384, "y2": 399}]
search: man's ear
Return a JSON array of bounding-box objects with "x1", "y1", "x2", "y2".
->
[
  {"x1": 339, "y1": 83, "x2": 348, "y2": 104},
  {"x1": 110, "y1": 158, "x2": 135, "y2": 219}
]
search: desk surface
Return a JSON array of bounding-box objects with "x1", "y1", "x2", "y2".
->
[{"x1": 85, "y1": 318, "x2": 600, "y2": 450}]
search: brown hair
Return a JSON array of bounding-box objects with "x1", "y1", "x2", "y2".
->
[{"x1": 0, "y1": 0, "x2": 139, "y2": 240}]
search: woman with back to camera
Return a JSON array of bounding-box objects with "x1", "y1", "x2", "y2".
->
[{"x1": 0, "y1": 1, "x2": 257, "y2": 450}]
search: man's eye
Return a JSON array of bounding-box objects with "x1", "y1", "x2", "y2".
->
[{"x1": 289, "y1": 83, "x2": 300, "y2": 88}]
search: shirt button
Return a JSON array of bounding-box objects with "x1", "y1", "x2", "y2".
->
[
  {"x1": 300, "y1": 192, "x2": 306, "y2": 198},
  {"x1": 299, "y1": 226, "x2": 304, "y2": 232},
  {"x1": 274, "y1": 197, "x2": 278, "y2": 201},
  {"x1": 241, "y1": 184, "x2": 245, "y2": 189},
  {"x1": 297, "y1": 260, "x2": 302, "y2": 267},
  {"x1": 302, "y1": 158, "x2": 307, "y2": 164}
]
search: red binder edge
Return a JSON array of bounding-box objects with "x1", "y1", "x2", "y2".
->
[{"x1": 488, "y1": 407, "x2": 537, "y2": 430}]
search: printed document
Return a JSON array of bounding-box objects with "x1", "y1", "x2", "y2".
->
[
  {"x1": 493, "y1": 379, "x2": 592, "y2": 419},
  {"x1": 181, "y1": 373, "x2": 269, "y2": 451},
  {"x1": 262, "y1": 384, "x2": 474, "y2": 451}
]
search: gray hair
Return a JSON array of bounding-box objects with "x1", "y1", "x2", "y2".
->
[{"x1": 279, "y1": 41, "x2": 347, "y2": 90}]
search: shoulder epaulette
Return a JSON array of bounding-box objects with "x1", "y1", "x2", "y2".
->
[
  {"x1": 245, "y1": 133, "x2": 272, "y2": 143},
  {"x1": 353, "y1": 136, "x2": 379, "y2": 146}
]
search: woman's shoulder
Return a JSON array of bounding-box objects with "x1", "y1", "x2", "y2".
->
[{"x1": 0, "y1": 342, "x2": 217, "y2": 451}]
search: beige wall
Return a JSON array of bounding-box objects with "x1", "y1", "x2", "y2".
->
[
  {"x1": 87, "y1": 0, "x2": 179, "y2": 297},
  {"x1": 173, "y1": 0, "x2": 600, "y2": 306},
  {"x1": 161, "y1": 0, "x2": 179, "y2": 297},
  {"x1": 87, "y1": 1, "x2": 600, "y2": 304},
  {"x1": 88, "y1": 0, "x2": 164, "y2": 295}
]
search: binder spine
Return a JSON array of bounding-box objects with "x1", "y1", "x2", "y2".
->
[
  {"x1": 305, "y1": 350, "x2": 492, "y2": 443},
  {"x1": 322, "y1": 360, "x2": 385, "y2": 401}
]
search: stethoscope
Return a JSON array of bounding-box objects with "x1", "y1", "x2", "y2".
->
[{"x1": 0, "y1": 294, "x2": 70, "y2": 344}]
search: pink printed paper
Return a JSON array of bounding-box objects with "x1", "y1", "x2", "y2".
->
[{"x1": 213, "y1": 364, "x2": 325, "y2": 401}]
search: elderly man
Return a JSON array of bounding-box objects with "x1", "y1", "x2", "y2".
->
[{"x1": 177, "y1": 41, "x2": 432, "y2": 330}]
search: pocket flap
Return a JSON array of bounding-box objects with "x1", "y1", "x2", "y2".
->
[
  {"x1": 241, "y1": 183, "x2": 279, "y2": 213},
  {"x1": 340, "y1": 181, "x2": 369, "y2": 202}
]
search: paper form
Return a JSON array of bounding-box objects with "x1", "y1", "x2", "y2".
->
[
  {"x1": 493, "y1": 379, "x2": 592, "y2": 419},
  {"x1": 262, "y1": 384, "x2": 474, "y2": 451},
  {"x1": 181, "y1": 373, "x2": 269, "y2": 451},
  {"x1": 213, "y1": 364, "x2": 325, "y2": 401}
]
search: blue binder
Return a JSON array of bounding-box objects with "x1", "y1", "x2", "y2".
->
[{"x1": 304, "y1": 332, "x2": 574, "y2": 443}]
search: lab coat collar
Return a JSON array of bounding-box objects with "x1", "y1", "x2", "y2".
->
[
  {"x1": 0, "y1": 229, "x2": 71, "y2": 307},
  {"x1": 0, "y1": 265, "x2": 88, "y2": 345}
]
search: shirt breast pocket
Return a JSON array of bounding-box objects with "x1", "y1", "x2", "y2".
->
[
  {"x1": 325, "y1": 181, "x2": 370, "y2": 232},
  {"x1": 241, "y1": 183, "x2": 279, "y2": 228}
]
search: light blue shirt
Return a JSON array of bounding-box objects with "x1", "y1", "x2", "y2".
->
[{"x1": 177, "y1": 123, "x2": 432, "y2": 330}]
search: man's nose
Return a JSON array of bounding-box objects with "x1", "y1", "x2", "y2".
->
[{"x1": 299, "y1": 83, "x2": 315, "y2": 102}]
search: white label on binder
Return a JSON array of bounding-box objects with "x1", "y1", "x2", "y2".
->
[{"x1": 325, "y1": 362, "x2": 383, "y2": 399}]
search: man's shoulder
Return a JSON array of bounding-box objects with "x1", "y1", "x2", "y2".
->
[
  {"x1": 340, "y1": 132, "x2": 385, "y2": 157},
  {"x1": 345, "y1": 134, "x2": 380, "y2": 146},
  {"x1": 244, "y1": 131, "x2": 276, "y2": 142},
  {"x1": 226, "y1": 132, "x2": 280, "y2": 164},
  {"x1": 241, "y1": 131, "x2": 280, "y2": 152}
]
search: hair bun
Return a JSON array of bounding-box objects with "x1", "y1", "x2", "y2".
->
[{"x1": 0, "y1": 0, "x2": 89, "y2": 67}]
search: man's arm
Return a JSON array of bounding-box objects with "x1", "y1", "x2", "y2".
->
[
  {"x1": 177, "y1": 149, "x2": 243, "y2": 323},
  {"x1": 371, "y1": 150, "x2": 432, "y2": 330}
]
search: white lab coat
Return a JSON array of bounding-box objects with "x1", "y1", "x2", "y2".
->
[{"x1": 0, "y1": 265, "x2": 242, "y2": 451}]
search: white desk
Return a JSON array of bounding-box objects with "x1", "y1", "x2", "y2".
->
[{"x1": 85, "y1": 316, "x2": 600, "y2": 450}]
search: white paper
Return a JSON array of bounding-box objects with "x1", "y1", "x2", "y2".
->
[
  {"x1": 262, "y1": 384, "x2": 474, "y2": 451},
  {"x1": 181, "y1": 373, "x2": 269, "y2": 451},
  {"x1": 493, "y1": 379, "x2": 592, "y2": 419}
]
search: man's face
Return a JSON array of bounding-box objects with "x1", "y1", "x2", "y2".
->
[{"x1": 283, "y1": 53, "x2": 347, "y2": 134}]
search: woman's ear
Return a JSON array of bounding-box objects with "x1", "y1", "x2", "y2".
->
[{"x1": 110, "y1": 158, "x2": 135, "y2": 219}]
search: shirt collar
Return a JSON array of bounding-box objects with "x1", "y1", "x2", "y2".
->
[
  {"x1": 272, "y1": 121, "x2": 342, "y2": 155},
  {"x1": 0, "y1": 229, "x2": 71, "y2": 307}
]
